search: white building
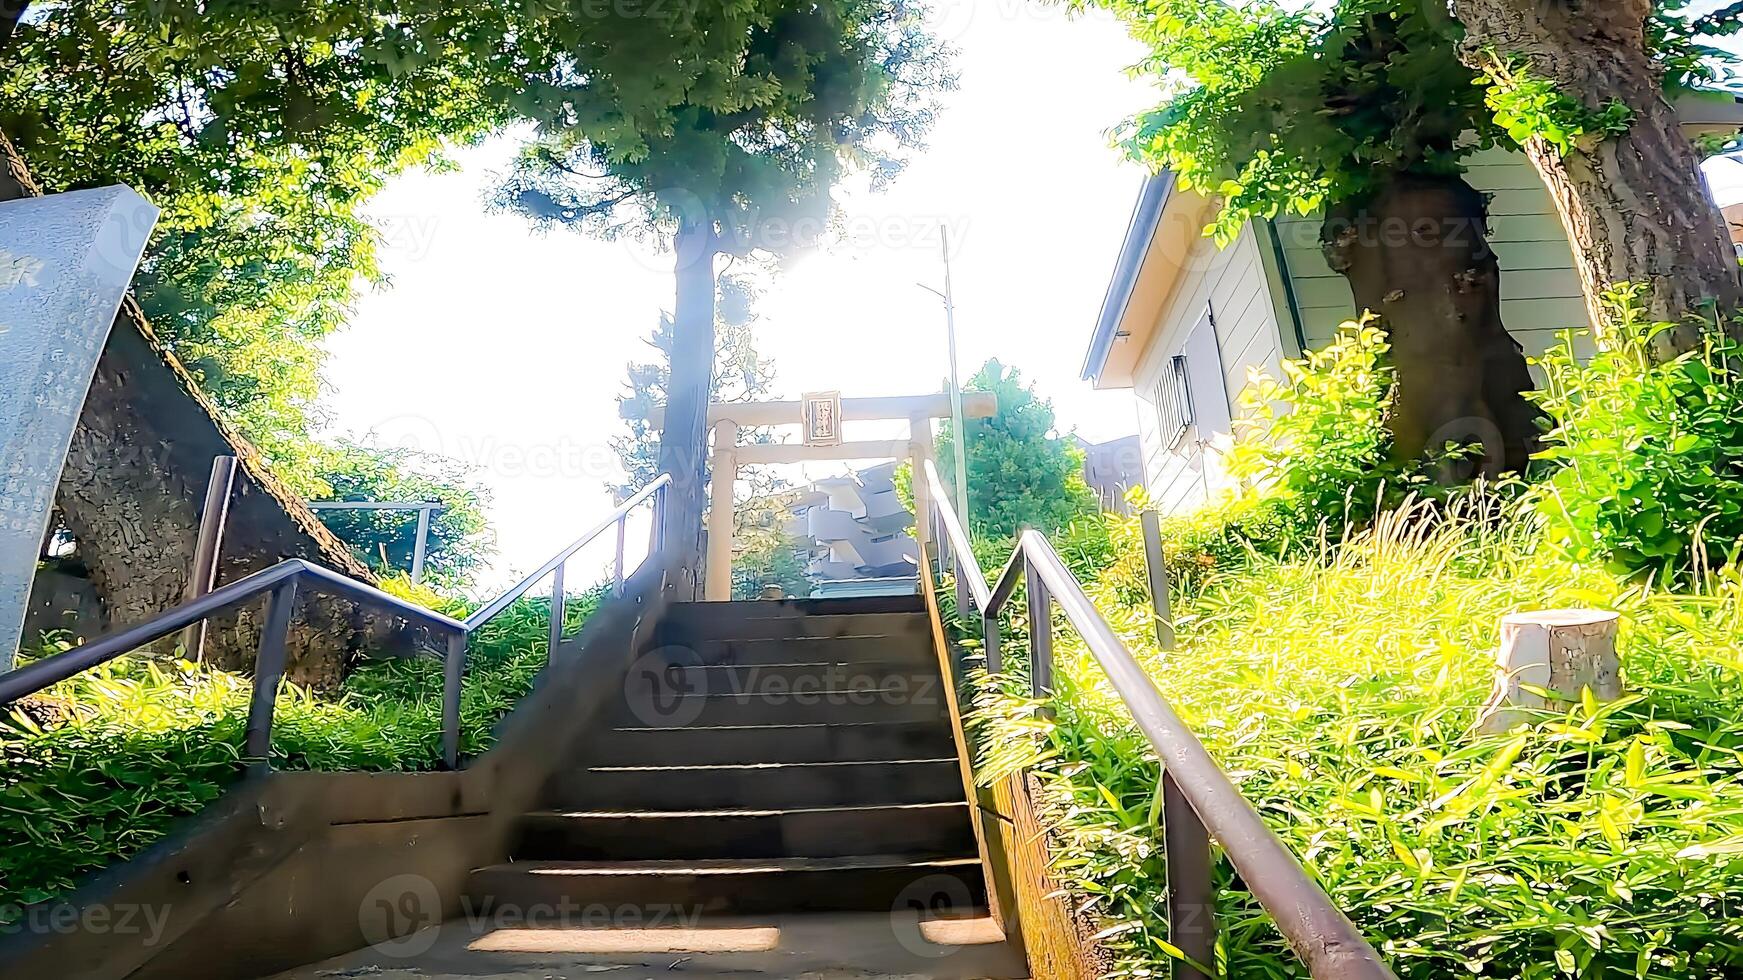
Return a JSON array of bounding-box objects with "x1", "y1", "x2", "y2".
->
[{"x1": 785, "y1": 462, "x2": 918, "y2": 591}]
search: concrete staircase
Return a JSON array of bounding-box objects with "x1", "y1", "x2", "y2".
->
[
  {"x1": 276, "y1": 596, "x2": 1026, "y2": 979},
  {"x1": 472, "y1": 595, "x2": 986, "y2": 916}
]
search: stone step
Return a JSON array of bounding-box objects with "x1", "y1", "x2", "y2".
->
[
  {"x1": 662, "y1": 612, "x2": 931, "y2": 644},
  {"x1": 466, "y1": 854, "x2": 986, "y2": 917},
  {"x1": 685, "y1": 635, "x2": 937, "y2": 667},
  {"x1": 664, "y1": 596, "x2": 924, "y2": 625},
  {"x1": 545, "y1": 758, "x2": 966, "y2": 810},
  {"x1": 662, "y1": 658, "x2": 940, "y2": 690},
  {"x1": 611, "y1": 679, "x2": 949, "y2": 729},
  {"x1": 514, "y1": 801, "x2": 976, "y2": 861},
  {"x1": 593, "y1": 720, "x2": 957, "y2": 766}
]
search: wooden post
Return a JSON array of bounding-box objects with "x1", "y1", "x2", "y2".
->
[
  {"x1": 704, "y1": 420, "x2": 739, "y2": 601},
  {"x1": 1476, "y1": 609, "x2": 1622, "y2": 735},
  {"x1": 1140, "y1": 509, "x2": 1175, "y2": 652}
]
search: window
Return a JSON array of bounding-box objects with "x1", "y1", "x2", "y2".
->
[{"x1": 1152, "y1": 352, "x2": 1194, "y2": 447}]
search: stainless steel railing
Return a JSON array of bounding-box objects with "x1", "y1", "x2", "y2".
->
[
  {"x1": 1, "y1": 474, "x2": 671, "y2": 771},
  {"x1": 918, "y1": 459, "x2": 1393, "y2": 980}
]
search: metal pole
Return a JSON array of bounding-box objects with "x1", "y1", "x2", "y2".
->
[
  {"x1": 651, "y1": 484, "x2": 667, "y2": 556},
  {"x1": 613, "y1": 515, "x2": 627, "y2": 597},
  {"x1": 1164, "y1": 771, "x2": 1217, "y2": 980},
  {"x1": 182, "y1": 455, "x2": 237, "y2": 661},
  {"x1": 411, "y1": 505, "x2": 433, "y2": 583},
  {"x1": 550, "y1": 561, "x2": 567, "y2": 653},
  {"x1": 940, "y1": 227, "x2": 971, "y2": 531},
  {"x1": 1025, "y1": 555, "x2": 1053, "y2": 702},
  {"x1": 244, "y1": 576, "x2": 299, "y2": 764},
  {"x1": 1140, "y1": 509, "x2": 1176, "y2": 652},
  {"x1": 443, "y1": 632, "x2": 467, "y2": 770}
]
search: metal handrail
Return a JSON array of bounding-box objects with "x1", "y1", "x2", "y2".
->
[
  {"x1": 2, "y1": 476, "x2": 672, "y2": 771},
  {"x1": 465, "y1": 474, "x2": 670, "y2": 630},
  {"x1": 919, "y1": 459, "x2": 1393, "y2": 980}
]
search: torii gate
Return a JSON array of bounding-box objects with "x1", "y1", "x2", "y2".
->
[{"x1": 653, "y1": 392, "x2": 995, "y2": 601}]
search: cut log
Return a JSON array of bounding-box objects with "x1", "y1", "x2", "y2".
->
[{"x1": 1475, "y1": 609, "x2": 1621, "y2": 735}]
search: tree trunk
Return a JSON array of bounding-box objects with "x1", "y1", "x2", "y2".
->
[
  {"x1": 656, "y1": 220, "x2": 718, "y2": 599},
  {"x1": 1323, "y1": 172, "x2": 1543, "y2": 478},
  {"x1": 1452, "y1": 0, "x2": 1743, "y2": 348}
]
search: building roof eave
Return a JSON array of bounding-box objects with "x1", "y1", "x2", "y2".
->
[{"x1": 1083, "y1": 171, "x2": 1175, "y2": 385}]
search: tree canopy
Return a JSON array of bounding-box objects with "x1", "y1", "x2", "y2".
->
[{"x1": 937, "y1": 359, "x2": 1101, "y2": 543}]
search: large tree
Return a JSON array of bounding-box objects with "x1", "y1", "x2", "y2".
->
[
  {"x1": 1088, "y1": 0, "x2": 1543, "y2": 475},
  {"x1": 1451, "y1": 2, "x2": 1743, "y2": 340},
  {"x1": 496, "y1": 0, "x2": 952, "y2": 597}
]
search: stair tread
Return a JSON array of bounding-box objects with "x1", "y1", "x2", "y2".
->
[
  {"x1": 478, "y1": 854, "x2": 981, "y2": 876},
  {"x1": 608, "y1": 720, "x2": 943, "y2": 732},
  {"x1": 527, "y1": 801, "x2": 969, "y2": 820},
  {"x1": 583, "y1": 758, "x2": 957, "y2": 773}
]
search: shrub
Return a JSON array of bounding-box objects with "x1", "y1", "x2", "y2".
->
[
  {"x1": 1227, "y1": 317, "x2": 1414, "y2": 526},
  {"x1": 1529, "y1": 284, "x2": 1743, "y2": 580},
  {"x1": 971, "y1": 498, "x2": 1743, "y2": 978}
]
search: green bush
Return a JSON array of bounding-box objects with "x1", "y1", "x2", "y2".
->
[
  {"x1": 0, "y1": 586, "x2": 600, "y2": 914},
  {"x1": 1529, "y1": 284, "x2": 1743, "y2": 581},
  {"x1": 1228, "y1": 317, "x2": 1422, "y2": 528},
  {"x1": 971, "y1": 498, "x2": 1743, "y2": 978}
]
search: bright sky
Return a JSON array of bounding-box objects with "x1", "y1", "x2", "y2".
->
[{"x1": 321, "y1": 6, "x2": 1157, "y2": 589}]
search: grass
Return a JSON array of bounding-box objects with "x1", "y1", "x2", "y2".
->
[
  {"x1": 0, "y1": 586, "x2": 601, "y2": 915},
  {"x1": 970, "y1": 494, "x2": 1743, "y2": 978}
]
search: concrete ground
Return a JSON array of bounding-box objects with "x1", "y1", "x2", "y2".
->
[{"x1": 268, "y1": 911, "x2": 1029, "y2": 980}]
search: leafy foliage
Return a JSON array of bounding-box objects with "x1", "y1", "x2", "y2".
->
[
  {"x1": 0, "y1": 585, "x2": 601, "y2": 913},
  {"x1": 971, "y1": 497, "x2": 1743, "y2": 978},
  {"x1": 494, "y1": 0, "x2": 953, "y2": 253},
  {"x1": 311, "y1": 443, "x2": 496, "y2": 588},
  {"x1": 1529, "y1": 285, "x2": 1743, "y2": 579},
  {"x1": 1227, "y1": 318, "x2": 1424, "y2": 527},
  {"x1": 936, "y1": 359, "x2": 1104, "y2": 547},
  {"x1": 1082, "y1": 0, "x2": 1498, "y2": 243}
]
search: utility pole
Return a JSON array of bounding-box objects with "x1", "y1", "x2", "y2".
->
[{"x1": 919, "y1": 226, "x2": 971, "y2": 530}]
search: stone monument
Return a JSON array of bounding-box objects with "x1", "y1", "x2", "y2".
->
[{"x1": 0, "y1": 185, "x2": 158, "y2": 670}]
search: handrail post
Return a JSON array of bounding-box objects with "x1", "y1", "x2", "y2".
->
[
  {"x1": 550, "y1": 560, "x2": 567, "y2": 654},
  {"x1": 1164, "y1": 771, "x2": 1216, "y2": 979},
  {"x1": 244, "y1": 576, "x2": 299, "y2": 764},
  {"x1": 983, "y1": 610, "x2": 1001, "y2": 674},
  {"x1": 443, "y1": 632, "x2": 467, "y2": 770},
  {"x1": 613, "y1": 515, "x2": 627, "y2": 597},
  {"x1": 1141, "y1": 509, "x2": 1176, "y2": 651},
  {"x1": 181, "y1": 454, "x2": 237, "y2": 661},
  {"x1": 954, "y1": 553, "x2": 970, "y2": 620},
  {"x1": 1024, "y1": 552, "x2": 1053, "y2": 703}
]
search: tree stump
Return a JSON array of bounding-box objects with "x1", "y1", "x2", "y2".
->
[{"x1": 1475, "y1": 609, "x2": 1621, "y2": 735}]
